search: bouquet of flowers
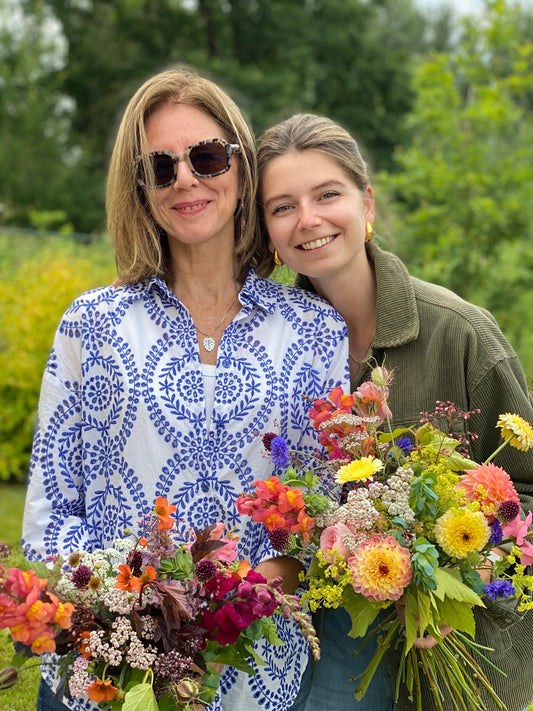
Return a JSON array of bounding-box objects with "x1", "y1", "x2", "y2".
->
[
  {"x1": 236, "y1": 366, "x2": 533, "y2": 711},
  {"x1": 0, "y1": 497, "x2": 318, "y2": 710}
]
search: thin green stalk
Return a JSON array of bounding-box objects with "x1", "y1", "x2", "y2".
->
[
  {"x1": 484, "y1": 435, "x2": 512, "y2": 464},
  {"x1": 353, "y1": 617, "x2": 401, "y2": 701},
  {"x1": 418, "y1": 648, "x2": 445, "y2": 711}
]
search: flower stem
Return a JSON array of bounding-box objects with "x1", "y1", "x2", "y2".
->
[
  {"x1": 353, "y1": 617, "x2": 401, "y2": 701},
  {"x1": 483, "y1": 435, "x2": 513, "y2": 464}
]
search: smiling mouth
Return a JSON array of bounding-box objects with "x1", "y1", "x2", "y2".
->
[
  {"x1": 174, "y1": 201, "x2": 210, "y2": 212},
  {"x1": 299, "y1": 235, "x2": 336, "y2": 251}
]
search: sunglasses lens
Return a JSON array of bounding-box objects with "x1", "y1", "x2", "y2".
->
[
  {"x1": 152, "y1": 154, "x2": 175, "y2": 186},
  {"x1": 189, "y1": 141, "x2": 229, "y2": 176}
]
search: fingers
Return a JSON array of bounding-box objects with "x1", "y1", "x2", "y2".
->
[{"x1": 412, "y1": 624, "x2": 453, "y2": 649}]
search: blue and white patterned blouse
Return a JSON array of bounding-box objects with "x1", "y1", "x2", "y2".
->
[{"x1": 23, "y1": 268, "x2": 349, "y2": 711}]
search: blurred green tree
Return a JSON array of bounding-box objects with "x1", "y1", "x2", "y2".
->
[{"x1": 377, "y1": 0, "x2": 533, "y2": 372}]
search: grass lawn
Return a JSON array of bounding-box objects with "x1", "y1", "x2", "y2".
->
[{"x1": 0, "y1": 482, "x2": 41, "y2": 709}]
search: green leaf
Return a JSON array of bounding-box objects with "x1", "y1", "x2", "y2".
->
[
  {"x1": 377, "y1": 427, "x2": 413, "y2": 444},
  {"x1": 159, "y1": 548, "x2": 194, "y2": 579},
  {"x1": 404, "y1": 586, "x2": 420, "y2": 650},
  {"x1": 122, "y1": 684, "x2": 159, "y2": 711},
  {"x1": 433, "y1": 596, "x2": 477, "y2": 637},
  {"x1": 341, "y1": 586, "x2": 380, "y2": 638},
  {"x1": 432, "y1": 567, "x2": 484, "y2": 606}
]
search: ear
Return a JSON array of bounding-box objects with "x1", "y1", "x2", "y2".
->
[
  {"x1": 363, "y1": 185, "x2": 375, "y2": 224},
  {"x1": 268, "y1": 238, "x2": 275, "y2": 254}
]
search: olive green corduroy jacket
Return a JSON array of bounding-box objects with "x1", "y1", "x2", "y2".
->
[
  {"x1": 300, "y1": 241, "x2": 533, "y2": 710},
  {"x1": 365, "y1": 243, "x2": 533, "y2": 711}
]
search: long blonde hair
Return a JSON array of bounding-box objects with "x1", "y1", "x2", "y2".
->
[{"x1": 107, "y1": 67, "x2": 271, "y2": 285}]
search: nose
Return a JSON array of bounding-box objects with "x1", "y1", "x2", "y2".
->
[
  {"x1": 172, "y1": 158, "x2": 199, "y2": 189},
  {"x1": 297, "y1": 203, "x2": 321, "y2": 230}
]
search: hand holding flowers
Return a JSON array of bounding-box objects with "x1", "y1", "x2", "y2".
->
[
  {"x1": 0, "y1": 497, "x2": 319, "y2": 710},
  {"x1": 236, "y1": 367, "x2": 533, "y2": 710}
]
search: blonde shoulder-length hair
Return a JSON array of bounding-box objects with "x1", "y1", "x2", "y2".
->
[{"x1": 107, "y1": 66, "x2": 272, "y2": 285}]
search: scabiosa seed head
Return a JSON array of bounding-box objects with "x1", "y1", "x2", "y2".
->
[
  {"x1": 127, "y1": 550, "x2": 144, "y2": 577},
  {"x1": 0, "y1": 666, "x2": 18, "y2": 690},
  {"x1": 174, "y1": 677, "x2": 201, "y2": 704},
  {"x1": 497, "y1": 500, "x2": 521, "y2": 523},
  {"x1": 71, "y1": 564, "x2": 93, "y2": 589},
  {"x1": 195, "y1": 559, "x2": 218, "y2": 582},
  {"x1": 262, "y1": 432, "x2": 278, "y2": 452},
  {"x1": 268, "y1": 528, "x2": 292, "y2": 552},
  {"x1": 0, "y1": 542, "x2": 10, "y2": 560},
  {"x1": 68, "y1": 552, "x2": 82, "y2": 567}
]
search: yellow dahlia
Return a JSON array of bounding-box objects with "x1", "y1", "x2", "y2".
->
[
  {"x1": 434, "y1": 508, "x2": 490, "y2": 559},
  {"x1": 458, "y1": 463, "x2": 519, "y2": 520},
  {"x1": 497, "y1": 413, "x2": 533, "y2": 451},
  {"x1": 335, "y1": 457, "x2": 384, "y2": 485},
  {"x1": 347, "y1": 536, "x2": 412, "y2": 601}
]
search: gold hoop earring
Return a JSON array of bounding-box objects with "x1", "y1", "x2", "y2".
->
[
  {"x1": 274, "y1": 250, "x2": 284, "y2": 266},
  {"x1": 365, "y1": 221, "x2": 374, "y2": 242}
]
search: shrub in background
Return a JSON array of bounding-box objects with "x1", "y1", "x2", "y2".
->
[{"x1": 0, "y1": 234, "x2": 115, "y2": 482}]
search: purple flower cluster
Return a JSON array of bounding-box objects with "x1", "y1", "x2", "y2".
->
[
  {"x1": 484, "y1": 579, "x2": 516, "y2": 600},
  {"x1": 271, "y1": 436, "x2": 290, "y2": 468}
]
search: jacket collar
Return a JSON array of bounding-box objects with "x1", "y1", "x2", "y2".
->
[{"x1": 367, "y1": 241, "x2": 419, "y2": 348}]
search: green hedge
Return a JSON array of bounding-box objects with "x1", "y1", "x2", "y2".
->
[{"x1": 0, "y1": 233, "x2": 116, "y2": 482}]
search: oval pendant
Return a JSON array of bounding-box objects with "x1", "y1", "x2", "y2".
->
[{"x1": 203, "y1": 336, "x2": 216, "y2": 352}]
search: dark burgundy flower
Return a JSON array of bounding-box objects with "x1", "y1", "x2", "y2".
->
[{"x1": 71, "y1": 564, "x2": 93, "y2": 589}]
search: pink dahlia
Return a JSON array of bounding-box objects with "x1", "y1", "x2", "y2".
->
[
  {"x1": 457, "y1": 463, "x2": 519, "y2": 521},
  {"x1": 347, "y1": 536, "x2": 412, "y2": 602}
]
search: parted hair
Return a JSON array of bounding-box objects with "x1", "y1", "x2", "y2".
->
[
  {"x1": 107, "y1": 67, "x2": 271, "y2": 285},
  {"x1": 257, "y1": 112, "x2": 371, "y2": 194}
]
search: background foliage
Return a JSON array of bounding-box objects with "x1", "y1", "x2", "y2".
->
[
  {"x1": 0, "y1": 0, "x2": 533, "y2": 484},
  {"x1": 0, "y1": 234, "x2": 116, "y2": 481}
]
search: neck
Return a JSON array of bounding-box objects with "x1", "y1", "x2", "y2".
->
[{"x1": 311, "y1": 257, "x2": 377, "y2": 377}]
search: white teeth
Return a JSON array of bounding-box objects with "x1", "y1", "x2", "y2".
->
[
  {"x1": 300, "y1": 235, "x2": 335, "y2": 250},
  {"x1": 178, "y1": 202, "x2": 208, "y2": 211}
]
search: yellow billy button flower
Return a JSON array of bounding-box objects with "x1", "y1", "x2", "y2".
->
[
  {"x1": 434, "y1": 508, "x2": 490, "y2": 559},
  {"x1": 335, "y1": 456, "x2": 384, "y2": 485},
  {"x1": 497, "y1": 413, "x2": 533, "y2": 452}
]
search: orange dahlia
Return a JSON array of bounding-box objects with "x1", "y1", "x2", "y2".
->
[
  {"x1": 457, "y1": 463, "x2": 519, "y2": 520},
  {"x1": 347, "y1": 536, "x2": 412, "y2": 602}
]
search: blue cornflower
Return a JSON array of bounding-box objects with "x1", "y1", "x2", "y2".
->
[
  {"x1": 484, "y1": 579, "x2": 516, "y2": 601},
  {"x1": 271, "y1": 436, "x2": 290, "y2": 468},
  {"x1": 489, "y1": 518, "x2": 503, "y2": 545},
  {"x1": 388, "y1": 437, "x2": 413, "y2": 464},
  {"x1": 394, "y1": 437, "x2": 413, "y2": 455}
]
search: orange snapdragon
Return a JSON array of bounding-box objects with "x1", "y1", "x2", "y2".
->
[
  {"x1": 154, "y1": 496, "x2": 176, "y2": 531},
  {"x1": 88, "y1": 678, "x2": 118, "y2": 702}
]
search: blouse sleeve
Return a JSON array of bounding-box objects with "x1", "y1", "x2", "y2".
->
[{"x1": 22, "y1": 316, "x2": 93, "y2": 561}]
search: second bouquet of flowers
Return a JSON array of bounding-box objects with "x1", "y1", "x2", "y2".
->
[
  {"x1": 236, "y1": 366, "x2": 533, "y2": 711},
  {"x1": 0, "y1": 497, "x2": 318, "y2": 710}
]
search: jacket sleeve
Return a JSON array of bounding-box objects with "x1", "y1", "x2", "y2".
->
[{"x1": 469, "y1": 354, "x2": 533, "y2": 513}]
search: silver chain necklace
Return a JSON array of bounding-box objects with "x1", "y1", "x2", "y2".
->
[{"x1": 194, "y1": 294, "x2": 238, "y2": 352}]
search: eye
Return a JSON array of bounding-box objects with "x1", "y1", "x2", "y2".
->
[
  {"x1": 320, "y1": 190, "x2": 340, "y2": 200},
  {"x1": 271, "y1": 204, "x2": 293, "y2": 215}
]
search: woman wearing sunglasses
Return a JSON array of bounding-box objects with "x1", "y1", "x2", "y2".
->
[
  {"x1": 257, "y1": 113, "x2": 533, "y2": 711},
  {"x1": 23, "y1": 72, "x2": 348, "y2": 711}
]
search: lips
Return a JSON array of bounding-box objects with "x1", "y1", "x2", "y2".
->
[
  {"x1": 299, "y1": 235, "x2": 336, "y2": 251},
  {"x1": 173, "y1": 200, "x2": 210, "y2": 212}
]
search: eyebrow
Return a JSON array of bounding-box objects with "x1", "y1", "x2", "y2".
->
[{"x1": 263, "y1": 179, "x2": 345, "y2": 210}]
